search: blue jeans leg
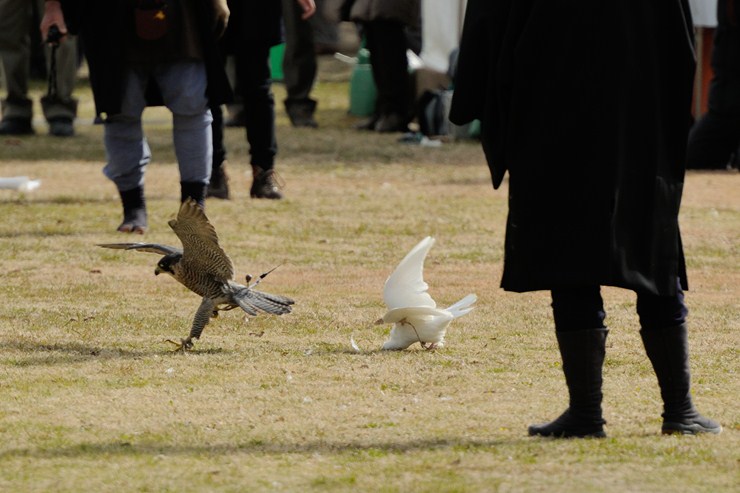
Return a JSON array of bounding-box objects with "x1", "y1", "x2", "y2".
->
[
  {"x1": 155, "y1": 61, "x2": 213, "y2": 184},
  {"x1": 103, "y1": 68, "x2": 150, "y2": 192}
]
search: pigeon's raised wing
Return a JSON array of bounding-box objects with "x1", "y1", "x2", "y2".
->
[
  {"x1": 97, "y1": 242, "x2": 182, "y2": 255},
  {"x1": 168, "y1": 198, "x2": 234, "y2": 281},
  {"x1": 383, "y1": 236, "x2": 436, "y2": 310}
]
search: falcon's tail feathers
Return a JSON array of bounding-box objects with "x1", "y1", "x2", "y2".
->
[
  {"x1": 233, "y1": 288, "x2": 294, "y2": 316},
  {"x1": 446, "y1": 293, "x2": 477, "y2": 318}
]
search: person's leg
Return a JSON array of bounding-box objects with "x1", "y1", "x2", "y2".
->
[
  {"x1": 309, "y1": 0, "x2": 339, "y2": 52},
  {"x1": 103, "y1": 67, "x2": 150, "y2": 233},
  {"x1": 637, "y1": 284, "x2": 721, "y2": 434},
  {"x1": 36, "y1": 0, "x2": 77, "y2": 136},
  {"x1": 0, "y1": 0, "x2": 34, "y2": 134},
  {"x1": 234, "y1": 43, "x2": 282, "y2": 199},
  {"x1": 686, "y1": 111, "x2": 740, "y2": 169},
  {"x1": 281, "y1": 0, "x2": 318, "y2": 127},
  {"x1": 156, "y1": 60, "x2": 212, "y2": 207},
  {"x1": 528, "y1": 286, "x2": 608, "y2": 438},
  {"x1": 363, "y1": 19, "x2": 411, "y2": 132},
  {"x1": 206, "y1": 104, "x2": 230, "y2": 199}
]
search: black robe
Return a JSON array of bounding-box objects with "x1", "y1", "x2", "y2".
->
[
  {"x1": 61, "y1": 0, "x2": 232, "y2": 117},
  {"x1": 449, "y1": 0, "x2": 695, "y2": 296}
]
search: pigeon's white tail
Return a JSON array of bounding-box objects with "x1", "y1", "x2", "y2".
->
[{"x1": 446, "y1": 294, "x2": 477, "y2": 318}]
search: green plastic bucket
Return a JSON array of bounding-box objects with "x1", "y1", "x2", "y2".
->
[
  {"x1": 349, "y1": 48, "x2": 377, "y2": 116},
  {"x1": 269, "y1": 43, "x2": 285, "y2": 81}
]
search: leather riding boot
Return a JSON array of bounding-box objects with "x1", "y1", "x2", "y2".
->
[
  {"x1": 528, "y1": 328, "x2": 609, "y2": 438},
  {"x1": 640, "y1": 324, "x2": 722, "y2": 435}
]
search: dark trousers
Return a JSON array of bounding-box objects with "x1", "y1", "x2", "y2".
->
[
  {"x1": 281, "y1": 0, "x2": 317, "y2": 110},
  {"x1": 363, "y1": 19, "x2": 411, "y2": 118},
  {"x1": 211, "y1": 103, "x2": 226, "y2": 170},
  {"x1": 234, "y1": 42, "x2": 277, "y2": 170},
  {"x1": 551, "y1": 284, "x2": 688, "y2": 331}
]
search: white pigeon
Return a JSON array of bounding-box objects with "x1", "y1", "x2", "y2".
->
[{"x1": 378, "y1": 236, "x2": 477, "y2": 350}]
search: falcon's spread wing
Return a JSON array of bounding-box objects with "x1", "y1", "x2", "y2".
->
[
  {"x1": 97, "y1": 242, "x2": 182, "y2": 255},
  {"x1": 383, "y1": 236, "x2": 437, "y2": 310},
  {"x1": 168, "y1": 198, "x2": 234, "y2": 281}
]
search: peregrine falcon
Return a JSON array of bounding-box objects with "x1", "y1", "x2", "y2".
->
[{"x1": 99, "y1": 198, "x2": 294, "y2": 351}]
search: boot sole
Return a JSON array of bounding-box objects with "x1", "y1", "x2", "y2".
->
[{"x1": 662, "y1": 423, "x2": 722, "y2": 435}]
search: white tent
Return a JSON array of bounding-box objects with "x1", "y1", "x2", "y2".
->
[
  {"x1": 420, "y1": 0, "x2": 467, "y2": 73},
  {"x1": 689, "y1": 0, "x2": 718, "y2": 27}
]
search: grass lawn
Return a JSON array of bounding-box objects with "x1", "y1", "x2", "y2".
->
[{"x1": 0, "y1": 58, "x2": 738, "y2": 492}]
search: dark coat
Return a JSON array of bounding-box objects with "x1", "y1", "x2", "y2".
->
[
  {"x1": 449, "y1": 0, "x2": 695, "y2": 296},
  {"x1": 61, "y1": 0, "x2": 232, "y2": 116}
]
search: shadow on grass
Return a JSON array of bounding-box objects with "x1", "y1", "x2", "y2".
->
[
  {"x1": 0, "y1": 436, "x2": 514, "y2": 460},
  {"x1": 0, "y1": 339, "x2": 230, "y2": 366}
]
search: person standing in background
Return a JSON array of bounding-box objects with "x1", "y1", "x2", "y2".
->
[
  {"x1": 208, "y1": 0, "x2": 316, "y2": 201},
  {"x1": 280, "y1": 0, "x2": 337, "y2": 128},
  {"x1": 328, "y1": 0, "x2": 420, "y2": 133},
  {"x1": 0, "y1": 0, "x2": 78, "y2": 136},
  {"x1": 41, "y1": 0, "x2": 233, "y2": 233}
]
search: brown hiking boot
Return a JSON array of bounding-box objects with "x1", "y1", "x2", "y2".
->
[
  {"x1": 207, "y1": 161, "x2": 230, "y2": 200},
  {"x1": 250, "y1": 167, "x2": 283, "y2": 199}
]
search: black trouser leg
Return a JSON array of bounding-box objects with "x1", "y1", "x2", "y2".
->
[
  {"x1": 281, "y1": 0, "x2": 317, "y2": 109},
  {"x1": 363, "y1": 19, "x2": 411, "y2": 118},
  {"x1": 234, "y1": 43, "x2": 277, "y2": 171}
]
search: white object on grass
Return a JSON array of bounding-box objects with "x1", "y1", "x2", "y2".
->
[
  {"x1": 0, "y1": 176, "x2": 41, "y2": 192},
  {"x1": 378, "y1": 236, "x2": 477, "y2": 350}
]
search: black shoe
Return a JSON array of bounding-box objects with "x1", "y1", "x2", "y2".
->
[
  {"x1": 528, "y1": 409, "x2": 606, "y2": 438},
  {"x1": 48, "y1": 117, "x2": 74, "y2": 137},
  {"x1": 374, "y1": 113, "x2": 409, "y2": 133},
  {"x1": 289, "y1": 112, "x2": 318, "y2": 128},
  {"x1": 250, "y1": 168, "x2": 283, "y2": 199},
  {"x1": 0, "y1": 118, "x2": 33, "y2": 135},
  {"x1": 662, "y1": 416, "x2": 722, "y2": 435},
  {"x1": 207, "y1": 162, "x2": 230, "y2": 200},
  {"x1": 286, "y1": 100, "x2": 318, "y2": 128},
  {"x1": 353, "y1": 115, "x2": 378, "y2": 131}
]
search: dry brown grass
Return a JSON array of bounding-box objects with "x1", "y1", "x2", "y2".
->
[{"x1": 0, "y1": 65, "x2": 738, "y2": 492}]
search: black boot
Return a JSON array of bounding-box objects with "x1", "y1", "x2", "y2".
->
[
  {"x1": 117, "y1": 186, "x2": 147, "y2": 234},
  {"x1": 528, "y1": 328, "x2": 608, "y2": 438},
  {"x1": 641, "y1": 324, "x2": 722, "y2": 435},
  {"x1": 181, "y1": 181, "x2": 207, "y2": 208}
]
